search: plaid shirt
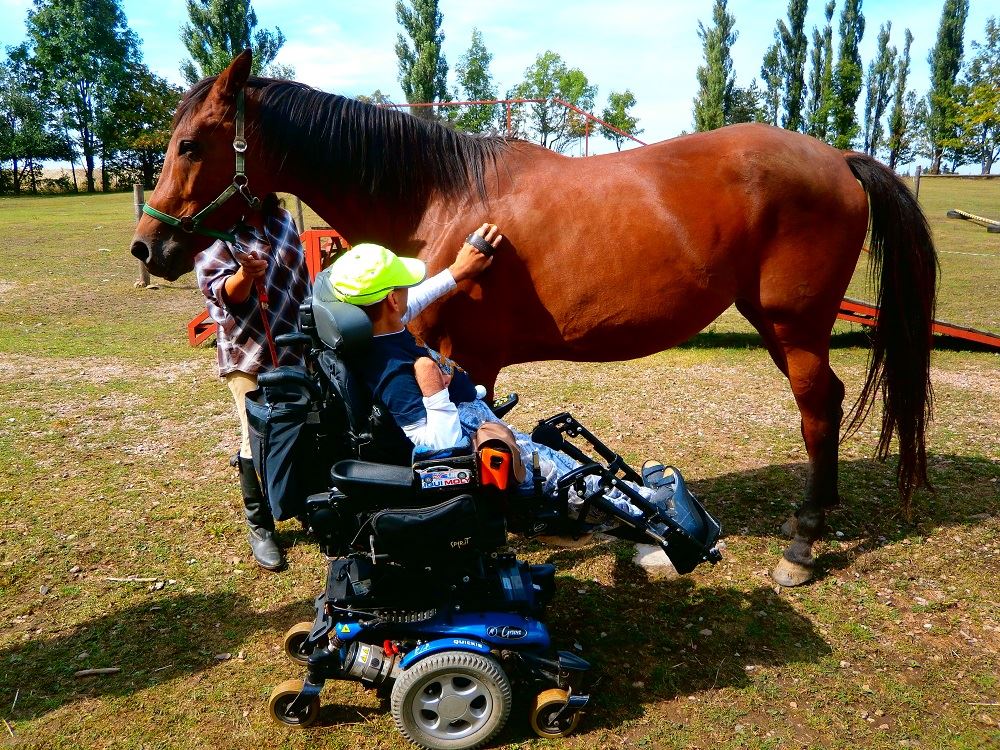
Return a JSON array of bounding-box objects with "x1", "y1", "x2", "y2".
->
[{"x1": 195, "y1": 208, "x2": 310, "y2": 377}]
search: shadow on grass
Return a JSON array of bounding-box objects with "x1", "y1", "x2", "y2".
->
[
  {"x1": 689, "y1": 453, "x2": 998, "y2": 580},
  {"x1": 496, "y1": 545, "x2": 831, "y2": 740},
  {"x1": 1, "y1": 592, "x2": 309, "y2": 722}
]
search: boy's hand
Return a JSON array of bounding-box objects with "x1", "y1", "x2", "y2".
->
[{"x1": 450, "y1": 223, "x2": 502, "y2": 283}]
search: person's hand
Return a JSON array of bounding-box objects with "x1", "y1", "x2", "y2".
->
[
  {"x1": 450, "y1": 223, "x2": 502, "y2": 283},
  {"x1": 233, "y1": 247, "x2": 267, "y2": 280}
]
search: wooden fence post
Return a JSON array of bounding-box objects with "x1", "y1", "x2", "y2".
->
[
  {"x1": 133, "y1": 184, "x2": 151, "y2": 289},
  {"x1": 295, "y1": 196, "x2": 306, "y2": 233},
  {"x1": 913, "y1": 165, "x2": 921, "y2": 201}
]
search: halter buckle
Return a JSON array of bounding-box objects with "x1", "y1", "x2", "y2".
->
[{"x1": 180, "y1": 216, "x2": 196, "y2": 233}]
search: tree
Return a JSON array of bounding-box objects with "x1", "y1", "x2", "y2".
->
[
  {"x1": 862, "y1": 22, "x2": 897, "y2": 156},
  {"x1": 692, "y1": 0, "x2": 737, "y2": 132},
  {"x1": 99, "y1": 64, "x2": 182, "y2": 189},
  {"x1": 508, "y1": 51, "x2": 596, "y2": 152},
  {"x1": 179, "y1": 0, "x2": 291, "y2": 85},
  {"x1": 395, "y1": 0, "x2": 448, "y2": 120},
  {"x1": 806, "y1": 0, "x2": 836, "y2": 139},
  {"x1": 925, "y1": 0, "x2": 970, "y2": 173},
  {"x1": 20, "y1": 0, "x2": 141, "y2": 193},
  {"x1": 829, "y1": 0, "x2": 865, "y2": 149},
  {"x1": 600, "y1": 90, "x2": 643, "y2": 150},
  {"x1": 955, "y1": 17, "x2": 1000, "y2": 174},
  {"x1": 452, "y1": 28, "x2": 498, "y2": 133},
  {"x1": 356, "y1": 90, "x2": 395, "y2": 106},
  {"x1": 887, "y1": 29, "x2": 915, "y2": 170},
  {"x1": 0, "y1": 48, "x2": 71, "y2": 194},
  {"x1": 760, "y1": 40, "x2": 782, "y2": 126},
  {"x1": 729, "y1": 81, "x2": 766, "y2": 123},
  {"x1": 776, "y1": 0, "x2": 809, "y2": 131}
]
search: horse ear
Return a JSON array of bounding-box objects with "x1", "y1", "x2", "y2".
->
[{"x1": 212, "y1": 49, "x2": 252, "y2": 99}]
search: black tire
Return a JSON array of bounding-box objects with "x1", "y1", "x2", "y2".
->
[{"x1": 390, "y1": 651, "x2": 512, "y2": 750}]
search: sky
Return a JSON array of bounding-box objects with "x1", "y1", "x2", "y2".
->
[{"x1": 0, "y1": 0, "x2": 996, "y2": 164}]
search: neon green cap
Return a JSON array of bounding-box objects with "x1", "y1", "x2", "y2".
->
[{"x1": 327, "y1": 243, "x2": 426, "y2": 305}]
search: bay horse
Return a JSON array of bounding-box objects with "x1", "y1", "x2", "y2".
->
[{"x1": 132, "y1": 51, "x2": 937, "y2": 586}]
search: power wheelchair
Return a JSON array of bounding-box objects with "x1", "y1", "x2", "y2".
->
[{"x1": 246, "y1": 268, "x2": 723, "y2": 749}]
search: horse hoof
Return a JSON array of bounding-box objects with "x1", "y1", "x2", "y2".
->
[
  {"x1": 772, "y1": 558, "x2": 813, "y2": 587},
  {"x1": 780, "y1": 517, "x2": 798, "y2": 538}
]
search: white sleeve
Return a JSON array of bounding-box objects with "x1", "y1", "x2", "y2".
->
[
  {"x1": 401, "y1": 269, "x2": 456, "y2": 324},
  {"x1": 400, "y1": 388, "x2": 463, "y2": 450}
]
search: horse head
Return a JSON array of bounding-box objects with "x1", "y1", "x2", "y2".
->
[{"x1": 131, "y1": 50, "x2": 270, "y2": 280}]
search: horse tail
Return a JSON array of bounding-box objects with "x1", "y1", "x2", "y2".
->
[{"x1": 841, "y1": 152, "x2": 938, "y2": 510}]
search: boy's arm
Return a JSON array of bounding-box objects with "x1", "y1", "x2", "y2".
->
[{"x1": 401, "y1": 223, "x2": 503, "y2": 323}]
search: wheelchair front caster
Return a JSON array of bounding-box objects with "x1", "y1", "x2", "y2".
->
[
  {"x1": 390, "y1": 651, "x2": 512, "y2": 750},
  {"x1": 267, "y1": 678, "x2": 320, "y2": 727},
  {"x1": 529, "y1": 688, "x2": 581, "y2": 738},
  {"x1": 282, "y1": 621, "x2": 318, "y2": 665}
]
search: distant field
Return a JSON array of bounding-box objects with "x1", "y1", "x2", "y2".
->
[{"x1": 0, "y1": 177, "x2": 997, "y2": 750}]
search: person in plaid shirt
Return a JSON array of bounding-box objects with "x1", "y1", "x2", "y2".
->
[{"x1": 196, "y1": 198, "x2": 310, "y2": 571}]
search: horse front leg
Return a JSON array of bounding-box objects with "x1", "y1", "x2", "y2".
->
[{"x1": 772, "y1": 342, "x2": 846, "y2": 587}]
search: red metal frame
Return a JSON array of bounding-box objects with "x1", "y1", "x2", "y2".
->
[
  {"x1": 186, "y1": 228, "x2": 349, "y2": 346},
  {"x1": 838, "y1": 296, "x2": 1000, "y2": 349}
]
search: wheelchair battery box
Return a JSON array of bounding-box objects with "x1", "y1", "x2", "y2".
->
[{"x1": 413, "y1": 454, "x2": 478, "y2": 494}]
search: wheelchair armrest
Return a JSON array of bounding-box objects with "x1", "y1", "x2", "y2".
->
[
  {"x1": 257, "y1": 366, "x2": 321, "y2": 400},
  {"x1": 490, "y1": 393, "x2": 519, "y2": 420},
  {"x1": 274, "y1": 332, "x2": 313, "y2": 349}
]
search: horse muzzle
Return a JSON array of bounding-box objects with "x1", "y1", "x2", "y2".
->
[{"x1": 130, "y1": 236, "x2": 191, "y2": 282}]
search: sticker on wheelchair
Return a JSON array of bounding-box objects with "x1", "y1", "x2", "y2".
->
[{"x1": 417, "y1": 465, "x2": 473, "y2": 490}]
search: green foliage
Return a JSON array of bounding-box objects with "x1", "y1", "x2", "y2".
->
[
  {"x1": 0, "y1": 47, "x2": 72, "y2": 195},
  {"x1": 100, "y1": 65, "x2": 182, "y2": 189},
  {"x1": 395, "y1": 0, "x2": 448, "y2": 120},
  {"x1": 507, "y1": 51, "x2": 596, "y2": 152},
  {"x1": 776, "y1": 0, "x2": 809, "y2": 131},
  {"x1": 729, "y1": 80, "x2": 766, "y2": 124},
  {"x1": 452, "y1": 28, "x2": 498, "y2": 134},
  {"x1": 806, "y1": 0, "x2": 836, "y2": 139},
  {"x1": 830, "y1": 0, "x2": 865, "y2": 149},
  {"x1": 926, "y1": 0, "x2": 970, "y2": 172},
  {"x1": 356, "y1": 89, "x2": 395, "y2": 106},
  {"x1": 954, "y1": 16, "x2": 999, "y2": 173},
  {"x1": 887, "y1": 29, "x2": 916, "y2": 169},
  {"x1": 862, "y1": 22, "x2": 897, "y2": 156},
  {"x1": 19, "y1": 0, "x2": 141, "y2": 193},
  {"x1": 693, "y1": 0, "x2": 737, "y2": 132},
  {"x1": 600, "y1": 90, "x2": 643, "y2": 150},
  {"x1": 760, "y1": 41, "x2": 782, "y2": 126},
  {"x1": 179, "y1": 0, "x2": 290, "y2": 85}
]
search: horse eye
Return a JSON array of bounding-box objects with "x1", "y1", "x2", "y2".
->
[{"x1": 178, "y1": 140, "x2": 198, "y2": 157}]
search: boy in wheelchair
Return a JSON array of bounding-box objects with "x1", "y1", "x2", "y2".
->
[{"x1": 249, "y1": 229, "x2": 721, "y2": 748}]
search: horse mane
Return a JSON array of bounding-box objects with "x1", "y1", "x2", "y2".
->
[{"x1": 175, "y1": 76, "x2": 509, "y2": 202}]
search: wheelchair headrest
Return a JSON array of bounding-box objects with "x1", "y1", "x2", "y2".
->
[{"x1": 311, "y1": 268, "x2": 373, "y2": 353}]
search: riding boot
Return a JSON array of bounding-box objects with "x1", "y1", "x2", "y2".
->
[{"x1": 237, "y1": 456, "x2": 285, "y2": 571}]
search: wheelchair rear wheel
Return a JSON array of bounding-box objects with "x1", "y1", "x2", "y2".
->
[{"x1": 390, "y1": 651, "x2": 512, "y2": 750}]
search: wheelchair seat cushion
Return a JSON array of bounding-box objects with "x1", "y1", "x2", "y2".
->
[{"x1": 331, "y1": 459, "x2": 415, "y2": 507}]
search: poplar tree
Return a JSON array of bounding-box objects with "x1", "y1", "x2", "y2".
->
[
  {"x1": 179, "y1": 0, "x2": 291, "y2": 85},
  {"x1": 601, "y1": 90, "x2": 643, "y2": 150},
  {"x1": 887, "y1": 29, "x2": 915, "y2": 170},
  {"x1": 453, "y1": 28, "x2": 498, "y2": 133},
  {"x1": 777, "y1": 0, "x2": 809, "y2": 131},
  {"x1": 395, "y1": 0, "x2": 448, "y2": 120},
  {"x1": 761, "y1": 41, "x2": 783, "y2": 126},
  {"x1": 925, "y1": 0, "x2": 969, "y2": 173},
  {"x1": 806, "y1": 1, "x2": 836, "y2": 139},
  {"x1": 862, "y1": 22, "x2": 897, "y2": 155},
  {"x1": 692, "y1": 0, "x2": 737, "y2": 132},
  {"x1": 830, "y1": 0, "x2": 865, "y2": 149}
]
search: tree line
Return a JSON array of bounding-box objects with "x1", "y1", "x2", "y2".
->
[{"x1": 693, "y1": 0, "x2": 999, "y2": 174}]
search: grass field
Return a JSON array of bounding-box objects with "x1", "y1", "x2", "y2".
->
[{"x1": 0, "y1": 176, "x2": 997, "y2": 750}]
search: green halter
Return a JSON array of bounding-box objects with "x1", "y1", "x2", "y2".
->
[{"x1": 142, "y1": 89, "x2": 260, "y2": 244}]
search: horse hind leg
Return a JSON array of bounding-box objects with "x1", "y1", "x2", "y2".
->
[{"x1": 736, "y1": 301, "x2": 845, "y2": 586}]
